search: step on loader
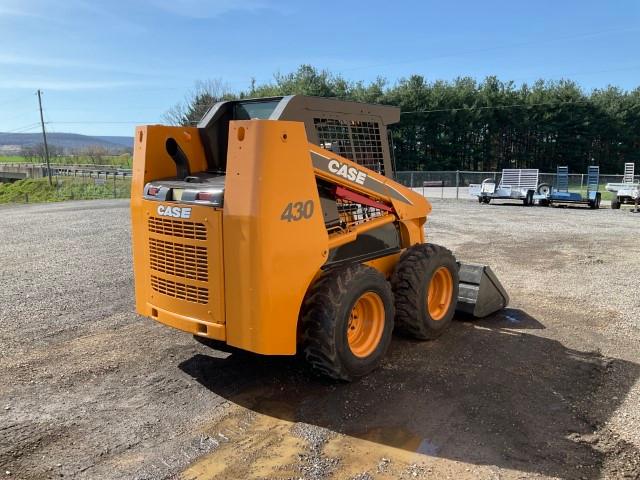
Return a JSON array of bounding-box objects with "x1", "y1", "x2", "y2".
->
[{"x1": 131, "y1": 96, "x2": 508, "y2": 380}]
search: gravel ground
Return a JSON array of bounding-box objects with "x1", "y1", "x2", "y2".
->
[{"x1": 0, "y1": 198, "x2": 639, "y2": 479}]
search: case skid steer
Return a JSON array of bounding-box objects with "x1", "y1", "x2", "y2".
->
[{"x1": 131, "y1": 96, "x2": 508, "y2": 380}]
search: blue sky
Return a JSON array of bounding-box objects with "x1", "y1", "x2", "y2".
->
[{"x1": 0, "y1": 0, "x2": 639, "y2": 137}]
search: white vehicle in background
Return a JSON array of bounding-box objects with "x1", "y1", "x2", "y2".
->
[
  {"x1": 469, "y1": 169, "x2": 541, "y2": 206},
  {"x1": 606, "y1": 163, "x2": 639, "y2": 210}
]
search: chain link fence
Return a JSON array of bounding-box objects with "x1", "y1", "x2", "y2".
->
[
  {"x1": 2, "y1": 168, "x2": 637, "y2": 204},
  {"x1": 395, "y1": 170, "x2": 639, "y2": 199}
]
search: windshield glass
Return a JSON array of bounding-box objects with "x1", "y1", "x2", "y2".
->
[{"x1": 233, "y1": 99, "x2": 281, "y2": 120}]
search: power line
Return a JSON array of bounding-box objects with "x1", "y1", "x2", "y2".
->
[
  {"x1": 0, "y1": 122, "x2": 43, "y2": 134},
  {"x1": 0, "y1": 92, "x2": 32, "y2": 109},
  {"x1": 400, "y1": 99, "x2": 592, "y2": 115}
]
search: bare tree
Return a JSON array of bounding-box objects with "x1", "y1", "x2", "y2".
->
[
  {"x1": 81, "y1": 145, "x2": 110, "y2": 165},
  {"x1": 32, "y1": 143, "x2": 46, "y2": 163},
  {"x1": 48, "y1": 144, "x2": 64, "y2": 161},
  {"x1": 164, "y1": 79, "x2": 235, "y2": 126},
  {"x1": 20, "y1": 146, "x2": 37, "y2": 163}
]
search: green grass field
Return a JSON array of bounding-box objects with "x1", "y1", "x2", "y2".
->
[
  {"x1": 567, "y1": 187, "x2": 615, "y2": 201},
  {"x1": 0, "y1": 154, "x2": 132, "y2": 167},
  {"x1": 0, "y1": 177, "x2": 131, "y2": 204}
]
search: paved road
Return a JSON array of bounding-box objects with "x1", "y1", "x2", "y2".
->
[{"x1": 0, "y1": 199, "x2": 639, "y2": 479}]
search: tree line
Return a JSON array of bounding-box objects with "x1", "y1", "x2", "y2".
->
[{"x1": 166, "y1": 66, "x2": 640, "y2": 173}]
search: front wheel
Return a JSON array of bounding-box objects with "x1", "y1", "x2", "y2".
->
[
  {"x1": 391, "y1": 244, "x2": 459, "y2": 340},
  {"x1": 300, "y1": 264, "x2": 394, "y2": 381}
]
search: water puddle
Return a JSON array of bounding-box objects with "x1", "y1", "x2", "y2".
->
[{"x1": 355, "y1": 426, "x2": 440, "y2": 456}]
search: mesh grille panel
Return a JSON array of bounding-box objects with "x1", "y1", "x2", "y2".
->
[
  {"x1": 351, "y1": 121, "x2": 384, "y2": 174},
  {"x1": 149, "y1": 238, "x2": 208, "y2": 281},
  {"x1": 314, "y1": 118, "x2": 385, "y2": 175},
  {"x1": 151, "y1": 275, "x2": 209, "y2": 304},
  {"x1": 148, "y1": 217, "x2": 206, "y2": 240},
  {"x1": 314, "y1": 118, "x2": 354, "y2": 160}
]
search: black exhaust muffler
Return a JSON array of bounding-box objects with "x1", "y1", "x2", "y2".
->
[{"x1": 166, "y1": 137, "x2": 191, "y2": 179}]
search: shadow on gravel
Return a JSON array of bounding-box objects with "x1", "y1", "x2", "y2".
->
[{"x1": 180, "y1": 308, "x2": 640, "y2": 479}]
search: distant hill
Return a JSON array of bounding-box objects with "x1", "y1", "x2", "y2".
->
[{"x1": 0, "y1": 132, "x2": 133, "y2": 153}]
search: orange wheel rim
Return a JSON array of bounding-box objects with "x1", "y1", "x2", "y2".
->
[
  {"x1": 347, "y1": 292, "x2": 385, "y2": 358},
  {"x1": 427, "y1": 267, "x2": 454, "y2": 320}
]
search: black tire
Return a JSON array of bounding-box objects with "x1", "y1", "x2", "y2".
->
[
  {"x1": 478, "y1": 196, "x2": 484, "y2": 204},
  {"x1": 391, "y1": 244, "x2": 459, "y2": 340},
  {"x1": 539, "y1": 198, "x2": 550, "y2": 207},
  {"x1": 300, "y1": 264, "x2": 394, "y2": 381},
  {"x1": 524, "y1": 189, "x2": 534, "y2": 206},
  {"x1": 611, "y1": 198, "x2": 621, "y2": 209},
  {"x1": 484, "y1": 197, "x2": 491, "y2": 204},
  {"x1": 588, "y1": 192, "x2": 601, "y2": 209}
]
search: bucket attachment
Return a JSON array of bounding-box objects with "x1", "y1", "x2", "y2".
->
[{"x1": 456, "y1": 263, "x2": 509, "y2": 318}]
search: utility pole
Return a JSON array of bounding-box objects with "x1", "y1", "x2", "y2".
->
[{"x1": 37, "y1": 89, "x2": 52, "y2": 186}]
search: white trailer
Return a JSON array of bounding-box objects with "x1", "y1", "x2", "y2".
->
[
  {"x1": 469, "y1": 169, "x2": 539, "y2": 206},
  {"x1": 606, "y1": 163, "x2": 639, "y2": 210}
]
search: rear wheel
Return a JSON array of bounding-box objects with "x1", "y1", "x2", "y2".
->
[
  {"x1": 301, "y1": 264, "x2": 394, "y2": 381},
  {"x1": 611, "y1": 198, "x2": 621, "y2": 209},
  {"x1": 523, "y1": 189, "x2": 534, "y2": 206},
  {"x1": 391, "y1": 244, "x2": 459, "y2": 340}
]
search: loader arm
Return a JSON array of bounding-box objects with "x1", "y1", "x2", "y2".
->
[{"x1": 308, "y1": 144, "x2": 429, "y2": 252}]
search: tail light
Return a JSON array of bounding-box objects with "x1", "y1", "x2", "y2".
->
[{"x1": 196, "y1": 192, "x2": 215, "y2": 201}]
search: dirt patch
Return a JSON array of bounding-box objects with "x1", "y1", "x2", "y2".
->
[{"x1": 1, "y1": 199, "x2": 639, "y2": 479}]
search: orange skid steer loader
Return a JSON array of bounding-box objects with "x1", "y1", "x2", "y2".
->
[{"x1": 130, "y1": 96, "x2": 508, "y2": 380}]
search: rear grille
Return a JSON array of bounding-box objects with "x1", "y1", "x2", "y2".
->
[
  {"x1": 151, "y1": 275, "x2": 209, "y2": 304},
  {"x1": 148, "y1": 217, "x2": 206, "y2": 240},
  {"x1": 147, "y1": 215, "x2": 209, "y2": 305},
  {"x1": 149, "y1": 238, "x2": 208, "y2": 281}
]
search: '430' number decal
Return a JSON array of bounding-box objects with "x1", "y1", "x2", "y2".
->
[{"x1": 281, "y1": 200, "x2": 314, "y2": 222}]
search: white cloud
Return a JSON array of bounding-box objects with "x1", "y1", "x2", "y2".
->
[
  {"x1": 0, "y1": 5, "x2": 39, "y2": 17},
  {"x1": 0, "y1": 54, "x2": 90, "y2": 69},
  {"x1": 147, "y1": 0, "x2": 273, "y2": 18},
  {"x1": 0, "y1": 53, "x2": 164, "y2": 78}
]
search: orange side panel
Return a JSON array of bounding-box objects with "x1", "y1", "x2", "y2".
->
[{"x1": 223, "y1": 121, "x2": 329, "y2": 355}]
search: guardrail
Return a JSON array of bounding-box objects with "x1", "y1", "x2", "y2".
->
[
  {"x1": 0, "y1": 163, "x2": 132, "y2": 181},
  {"x1": 0, "y1": 162, "x2": 131, "y2": 171}
]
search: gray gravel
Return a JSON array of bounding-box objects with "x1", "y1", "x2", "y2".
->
[{"x1": 1, "y1": 198, "x2": 639, "y2": 479}]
